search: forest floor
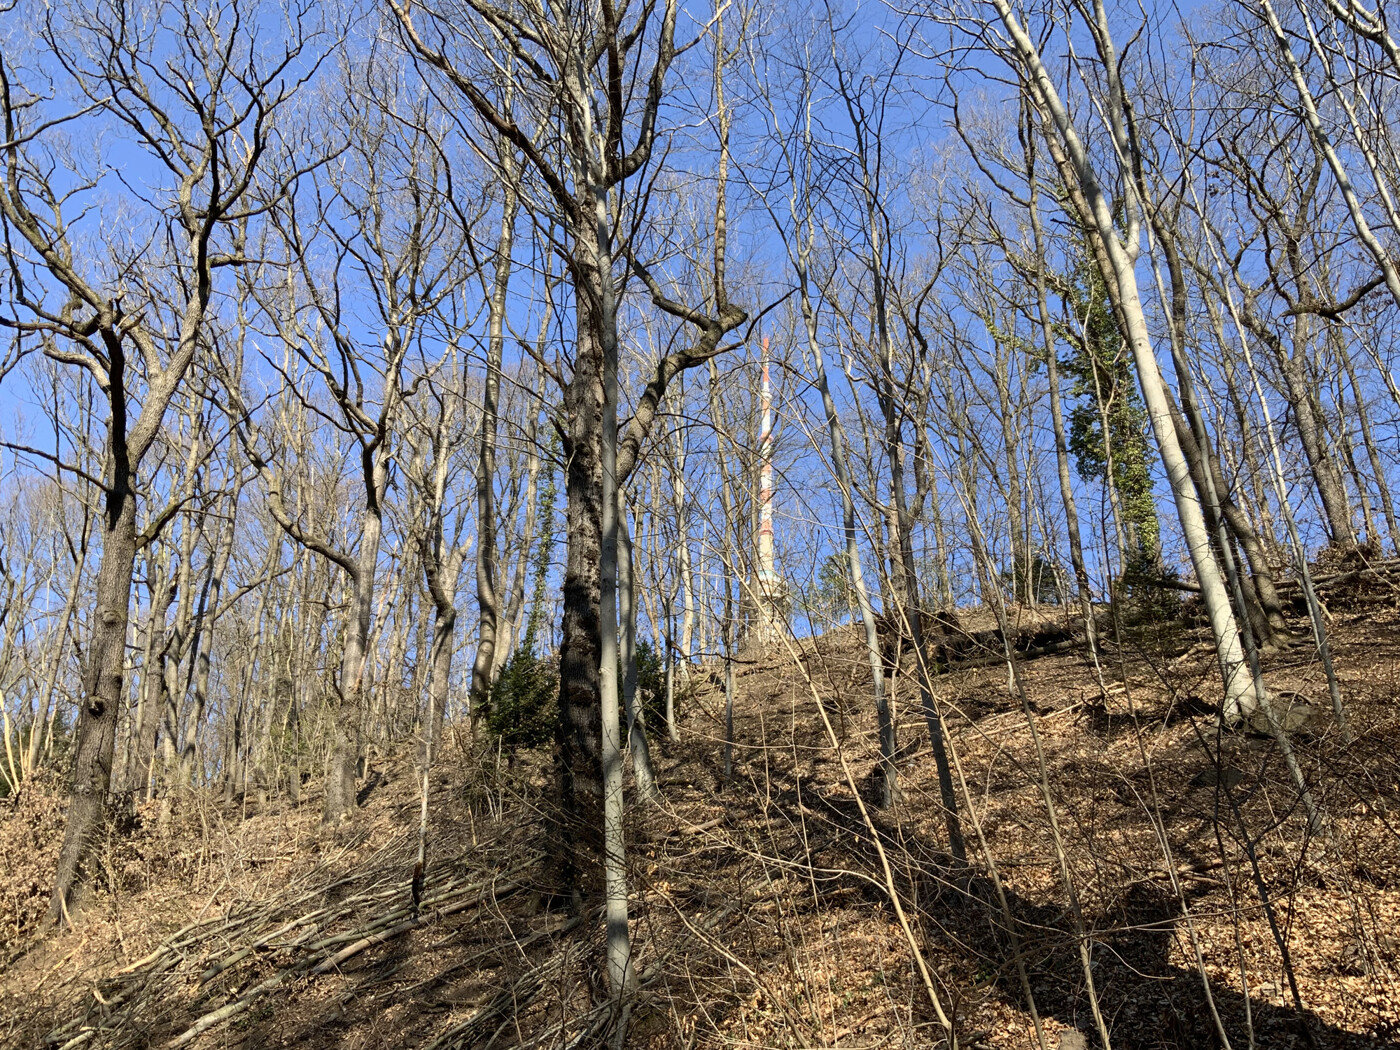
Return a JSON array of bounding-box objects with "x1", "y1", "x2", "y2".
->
[{"x1": 3, "y1": 592, "x2": 1400, "y2": 1049}]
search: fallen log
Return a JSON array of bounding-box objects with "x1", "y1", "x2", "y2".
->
[
  {"x1": 875, "y1": 606, "x2": 1093, "y2": 673},
  {"x1": 936, "y1": 633, "x2": 1088, "y2": 671}
]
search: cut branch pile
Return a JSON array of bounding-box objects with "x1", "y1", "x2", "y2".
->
[{"x1": 42, "y1": 830, "x2": 535, "y2": 1050}]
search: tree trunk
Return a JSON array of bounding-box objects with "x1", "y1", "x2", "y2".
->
[
  {"x1": 672, "y1": 425, "x2": 695, "y2": 675},
  {"x1": 326, "y1": 488, "x2": 384, "y2": 825},
  {"x1": 992, "y1": 349, "x2": 1029, "y2": 601},
  {"x1": 180, "y1": 488, "x2": 239, "y2": 786},
  {"x1": 1140, "y1": 126, "x2": 1292, "y2": 649},
  {"x1": 595, "y1": 189, "x2": 634, "y2": 996},
  {"x1": 888, "y1": 434, "x2": 965, "y2": 859},
  {"x1": 791, "y1": 227, "x2": 897, "y2": 804},
  {"x1": 125, "y1": 549, "x2": 173, "y2": 797},
  {"x1": 555, "y1": 205, "x2": 607, "y2": 903},
  {"x1": 1119, "y1": 271, "x2": 1259, "y2": 719},
  {"x1": 1277, "y1": 323, "x2": 1355, "y2": 546},
  {"x1": 157, "y1": 504, "x2": 201, "y2": 792},
  {"x1": 29, "y1": 529, "x2": 88, "y2": 778},
  {"x1": 469, "y1": 165, "x2": 519, "y2": 712},
  {"x1": 1340, "y1": 341, "x2": 1400, "y2": 552},
  {"x1": 708, "y1": 357, "x2": 743, "y2": 782},
  {"x1": 617, "y1": 493, "x2": 657, "y2": 801},
  {"x1": 425, "y1": 596, "x2": 454, "y2": 762},
  {"x1": 494, "y1": 401, "x2": 542, "y2": 678},
  {"x1": 1025, "y1": 154, "x2": 1097, "y2": 649},
  {"x1": 996, "y1": 0, "x2": 1261, "y2": 721},
  {"x1": 49, "y1": 473, "x2": 138, "y2": 923},
  {"x1": 851, "y1": 120, "x2": 963, "y2": 848},
  {"x1": 1162, "y1": 381, "x2": 1279, "y2": 647}
]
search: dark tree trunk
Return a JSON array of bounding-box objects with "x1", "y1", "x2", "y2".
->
[
  {"x1": 554, "y1": 219, "x2": 607, "y2": 903},
  {"x1": 49, "y1": 471, "x2": 138, "y2": 923},
  {"x1": 888, "y1": 441, "x2": 966, "y2": 864}
]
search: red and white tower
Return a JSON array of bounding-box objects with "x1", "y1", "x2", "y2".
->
[{"x1": 753, "y1": 337, "x2": 784, "y2": 640}]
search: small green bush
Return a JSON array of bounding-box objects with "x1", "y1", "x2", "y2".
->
[
  {"x1": 487, "y1": 647, "x2": 558, "y2": 752},
  {"x1": 485, "y1": 636, "x2": 670, "y2": 751},
  {"x1": 633, "y1": 639, "x2": 664, "y2": 729}
]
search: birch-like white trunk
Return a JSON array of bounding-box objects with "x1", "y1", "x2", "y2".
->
[{"x1": 989, "y1": 0, "x2": 1259, "y2": 719}]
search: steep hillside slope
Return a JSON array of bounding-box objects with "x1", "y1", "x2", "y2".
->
[{"x1": 3, "y1": 603, "x2": 1399, "y2": 1049}]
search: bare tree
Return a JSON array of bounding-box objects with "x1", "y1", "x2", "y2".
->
[
  {"x1": 0, "y1": 0, "x2": 313, "y2": 919},
  {"x1": 394, "y1": 0, "x2": 744, "y2": 1010},
  {"x1": 232, "y1": 70, "x2": 470, "y2": 824},
  {"x1": 749, "y1": 35, "x2": 900, "y2": 806},
  {"x1": 467, "y1": 126, "x2": 521, "y2": 714},
  {"x1": 976, "y1": 0, "x2": 1262, "y2": 723}
]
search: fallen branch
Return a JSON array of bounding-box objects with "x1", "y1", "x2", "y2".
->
[
  {"x1": 425, "y1": 919, "x2": 583, "y2": 1050},
  {"x1": 167, "y1": 870, "x2": 529, "y2": 1047},
  {"x1": 311, "y1": 880, "x2": 522, "y2": 974},
  {"x1": 42, "y1": 836, "x2": 536, "y2": 1050}
]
